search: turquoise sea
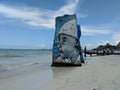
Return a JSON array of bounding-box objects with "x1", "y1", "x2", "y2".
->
[{"x1": 0, "y1": 49, "x2": 52, "y2": 78}]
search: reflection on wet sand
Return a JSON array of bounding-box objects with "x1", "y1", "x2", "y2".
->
[{"x1": 51, "y1": 67, "x2": 76, "y2": 78}]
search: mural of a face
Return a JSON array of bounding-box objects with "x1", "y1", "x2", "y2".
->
[
  {"x1": 58, "y1": 34, "x2": 77, "y2": 59},
  {"x1": 57, "y1": 19, "x2": 80, "y2": 63},
  {"x1": 52, "y1": 14, "x2": 84, "y2": 66}
]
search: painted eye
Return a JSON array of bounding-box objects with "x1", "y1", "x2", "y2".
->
[{"x1": 63, "y1": 37, "x2": 67, "y2": 42}]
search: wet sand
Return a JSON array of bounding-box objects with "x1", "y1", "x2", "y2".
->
[{"x1": 0, "y1": 55, "x2": 120, "y2": 90}]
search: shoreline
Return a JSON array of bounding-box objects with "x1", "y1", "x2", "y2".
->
[{"x1": 0, "y1": 55, "x2": 120, "y2": 90}]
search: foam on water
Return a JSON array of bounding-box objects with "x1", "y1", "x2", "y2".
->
[{"x1": 0, "y1": 49, "x2": 52, "y2": 78}]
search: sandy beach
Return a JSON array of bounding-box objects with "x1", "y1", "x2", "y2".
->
[{"x1": 0, "y1": 55, "x2": 120, "y2": 90}]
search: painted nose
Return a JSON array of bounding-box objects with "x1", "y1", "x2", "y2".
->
[{"x1": 58, "y1": 44, "x2": 63, "y2": 52}]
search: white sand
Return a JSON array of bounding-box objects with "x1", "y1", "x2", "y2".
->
[{"x1": 0, "y1": 55, "x2": 120, "y2": 90}]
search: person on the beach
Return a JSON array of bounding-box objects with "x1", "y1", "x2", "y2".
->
[{"x1": 57, "y1": 19, "x2": 83, "y2": 64}]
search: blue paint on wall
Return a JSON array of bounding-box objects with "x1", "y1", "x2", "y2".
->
[
  {"x1": 52, "y1": 14, "x2": 84, "y2": 64},
  {"x1": 53, "y1": 14, "x2": 76, "y2": 58}
]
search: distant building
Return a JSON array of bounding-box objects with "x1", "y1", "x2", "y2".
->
[
  {"x1": 85, "y1": 42, "x2": 120, "y2": 56},
  {"x1": 96, "y1": 42, "x2": 120, "y2": 55}
]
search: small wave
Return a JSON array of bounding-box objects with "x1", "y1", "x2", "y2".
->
[
  {"x1": 0, "y1": 64, "x2": 18, "y2": 72},
  {"x1": 0, "y1": 54, "x2": 22, "y2": 58},
  {"x1": 0, "y1": 61, "x2": 40, "y2": 72},
  {"x1": 21, "y1": 61, "x2": 40, "y2": 66},
  {"x1": 0, "y1": 49, "x2": 52, "y2": 58}
]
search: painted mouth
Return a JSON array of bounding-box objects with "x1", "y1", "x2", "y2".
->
[{"x1": 58, "y1": 48, "x2": 63, "y2": 53}]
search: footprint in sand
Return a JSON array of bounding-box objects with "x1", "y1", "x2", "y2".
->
[{"x1": 112, "y1": 77, "x2": 120, "y2": 89}]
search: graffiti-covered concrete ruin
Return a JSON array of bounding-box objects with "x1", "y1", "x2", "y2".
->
[{"x1": 52, "y1": 14, "x2": 84, "y2": 67}]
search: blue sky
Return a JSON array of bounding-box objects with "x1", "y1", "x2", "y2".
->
[{"x1": 0, "y1": 0, "x2": 120, "y2": 49}]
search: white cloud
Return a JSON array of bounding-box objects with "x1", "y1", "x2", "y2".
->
[
  {"x1": 40, "y1": 43, "x2": 46, "y2": 48},
  {"x1": 0, "y1": 4, "x2": 55, "y2": 28},
  {"x1": 112, "y1": 32, "x2": 120, "y2": 45},
  {"x1": 98, "y1": 40, "x2": 110, "y2": 46},
  {"x1": 54, "y1": 0, "x2": 80, "y2": 17},
  {"x1": 0, "y1": 0, "x2": 86, "y2": 29},
  {"x1": 81, "y1": 26, "x2": 112, "y2": 36},
  {"x1": 85, "y1": 43, "x2": 92, "y2": 47},
  {"x1": 96, "y1": 32, "x2": 120, "y2": 46},
  {"x1": 81, "y1": 43, "x2": 94, "y2": 49}
]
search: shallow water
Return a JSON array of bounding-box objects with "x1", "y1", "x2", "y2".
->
[{"x1": 0, "y1": 49, "x2": 52, "y2": 78}]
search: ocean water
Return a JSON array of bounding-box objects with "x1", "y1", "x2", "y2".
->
[{"x1": 0, "y1": 49, "x2": 52, "y2": 78}]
